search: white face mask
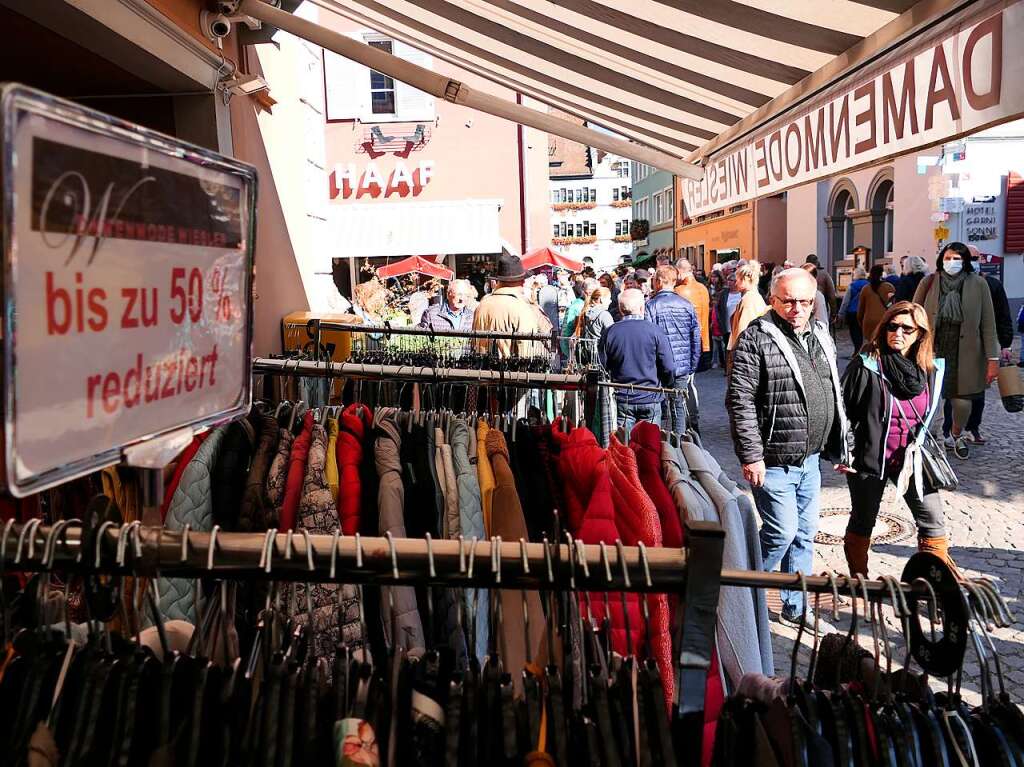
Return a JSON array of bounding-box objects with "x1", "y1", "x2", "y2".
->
[{"x1": 942, "y1": 259, "x2": 963, "y2": 276}]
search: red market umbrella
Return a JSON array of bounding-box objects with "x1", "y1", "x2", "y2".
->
[
  {"x1": 522, "y1": 247, "x2": 583, "y2": 272},
  {"x1": 375, "y1": 255, "x2": 453, "y2": 281}
]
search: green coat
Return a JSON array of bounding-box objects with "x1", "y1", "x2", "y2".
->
[{"x1": 914, "y1": 272, "x2": 998, "y2": 397}]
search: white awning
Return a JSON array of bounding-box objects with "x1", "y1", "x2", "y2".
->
[
  {"x1": 244, "y1": 0, "x2": 1023, "y2": 210},
  {"x1": 283, "y1": 0, "x2": 920, "y2": 159},
  {"x1": 331, "y1": 198, "x2": 502, "y2": 258}
]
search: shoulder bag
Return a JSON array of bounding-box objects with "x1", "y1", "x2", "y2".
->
[{"x1": 903, "y1": 397, "x2": 958, "y2": 493}]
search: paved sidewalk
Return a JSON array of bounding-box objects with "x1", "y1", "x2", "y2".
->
[{"x1": 694, "y1": 333, "x2": 1024, "y2": 705}]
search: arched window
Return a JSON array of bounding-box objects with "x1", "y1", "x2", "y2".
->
[
  {"x1": 882, "y1": 183, "x2": 895, "y2": 253},
  {"x1": 833, "y1": 189, "x2": 855, "y2": 256},
  {"x1": 868, "y1": 170, "x2": 894, "y2": 259}
]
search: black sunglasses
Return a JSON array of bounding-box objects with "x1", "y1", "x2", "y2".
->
[{"x1": 885, "y1": 321, "x2": 919, "y2": 335}]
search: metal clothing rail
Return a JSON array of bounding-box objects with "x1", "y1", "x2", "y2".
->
[
  {"x1": 309, "y1": 320, "x2": 557, "y2": 343},
  {"x1": 252, "y1": 357, "x2": 590, "y2": 391},
  {"x1": 598, "y1": 381, "x2": 684, "y2": 397},
  {"x1": 2, "y1": 520, "x2": 939, "y2": 599}
]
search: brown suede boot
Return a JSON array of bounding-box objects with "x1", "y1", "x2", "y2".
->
[
  {"x1": 843, "y1": 532, "x2": 871, "y2": 577},
  {"x1": 918, "y1": 536, "x2": 961, "y2": 577}
]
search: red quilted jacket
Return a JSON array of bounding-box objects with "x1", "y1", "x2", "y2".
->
[
  {"x1": 280, "y1": 411, "x2": 313, "y2": 531},
  {"x1": 628, "y1": 421, "x2": 684, "y2": 549},
  {"x1": 607, "y1": 436, "x2": 674, "y2": 712},
  {"x1": 550, "y1": 423, "x2": 646, "y2": 665},
  {"x1": 337, "y1": 404, "x2": 373, "y2": 535}
]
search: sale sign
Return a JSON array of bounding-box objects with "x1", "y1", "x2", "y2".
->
[{"x1": 1, "y1": 85, "x2": 256, "y2": 496}]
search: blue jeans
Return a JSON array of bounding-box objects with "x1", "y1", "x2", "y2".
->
[
  {"x1": 752, "y1": 454, "x2": 821, "y2": 616},
  {"x1": 660, "y1": 374, "x2": 690, "y2": 433},
  {"x1": 617, "y1": 401, "x2": 659, "y2": 435}
]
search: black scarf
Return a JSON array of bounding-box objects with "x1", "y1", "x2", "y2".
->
[{"x1": 879, "y1": 350, "x2": 926, "y2": 400}]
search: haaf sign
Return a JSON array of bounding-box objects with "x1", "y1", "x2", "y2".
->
[
  {"x1": 329, "y1": 160, "x2": 434, "y2": 200},
  {"x1": 684, "y1": 5, "x2": 1024, "y2": 217}
]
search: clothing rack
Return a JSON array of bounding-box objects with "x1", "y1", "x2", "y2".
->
[
  {"x1": 307, "y1": 319, "x2": 557, "y2": 343},
  {"x1": 2, "y1": 520, "x2": 944, "y2": 599},
  {"x1": 599, "y1": 380, "x2": 684, "y2": 397},
  {"x1": 252, "y1": 357, "x2": 590, "y2": 390}
]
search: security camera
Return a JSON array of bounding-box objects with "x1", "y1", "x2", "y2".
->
[
  {"x1": 202, "y1": 11, "x2": 233, "y2": 39},
  {"x1": 201, "y1": 10, "x2": 261, "y2": 41}
]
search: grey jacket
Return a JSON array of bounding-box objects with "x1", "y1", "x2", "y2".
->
[
  {"x1": 700, "y1": 449, "x2": 774, "y2": 677},
  {"x1": 450, "y1": 418, "x2": 489, "y2": 663},
  {"x1": 159, "y1": 425, "x2": 228, "y2": 623},
  {"x1": 681, "y1": 442, "x2": 773, "y2": 687},
  {"x1": 374, "y1": 410, "x2": 425, "y2": 654}
]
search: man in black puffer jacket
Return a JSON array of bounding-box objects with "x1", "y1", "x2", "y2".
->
[{"x1": 726, "y1": 268, "x2": 850, "y2": 628}]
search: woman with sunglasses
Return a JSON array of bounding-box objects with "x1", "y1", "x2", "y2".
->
[{"x1": 838, "y1": 301, "x2": 953, "y2": 576}]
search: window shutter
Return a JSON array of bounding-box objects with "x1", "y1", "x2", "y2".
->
[
  {"x1": 1006, "y1": 171, "x2": 1024, "y2": 252},
  {"x1": 323, "y1": 46, "x2": 369, "y2": 121},
  {"x1": 393, "y1": 41, "x2": 435, "y2": 123}
]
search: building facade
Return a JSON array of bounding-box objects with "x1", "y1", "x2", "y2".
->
[
  {"x1": 630, "y1": 163, "x2": 674, "y2": 264},
  {"x1": 785, "y1": 119, "x2": 1024, "y2": 301},
  {"x1": 549, "y1": 120, "x2": 632, "y2": 271},
  {"x1": 674, "y1": 190, "x2": 787, "y2": 275},
  {"x1": 315, "y1": 14, "x2": 550, "y2": 291}
]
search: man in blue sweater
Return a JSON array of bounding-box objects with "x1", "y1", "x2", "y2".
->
[
  {"x1": 600, "y1": 289, "x2": 676, "y2": 432},
  {"x1": 645, "y1": 264, "x2": 702, "y2": 432}
]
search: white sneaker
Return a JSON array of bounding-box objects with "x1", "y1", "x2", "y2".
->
[{"x1": 944, "y1": 435, "x2": 955, "y2": 451}]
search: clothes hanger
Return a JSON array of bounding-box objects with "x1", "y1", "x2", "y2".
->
[{"x1": 488, "y1": 535, "x2": 504, "y2": 669}]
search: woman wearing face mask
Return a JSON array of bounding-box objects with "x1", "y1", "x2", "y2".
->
[
  {"x1": 913, "y1": 242, "x2": 999, "y2": 460},
  {"x1": 838, "y1": 302, "x2": 953, "y2": 574}
]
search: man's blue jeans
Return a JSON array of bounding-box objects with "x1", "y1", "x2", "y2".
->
[
  {"x1": 618, "y1": 401, "x2": 659, "y2": 435},
  {"x1": 752, "y1": 454, "x2": 821, "y2": 616},
  {"x1": 660, "y1": 374, "x2": 691, "y2": 434}
]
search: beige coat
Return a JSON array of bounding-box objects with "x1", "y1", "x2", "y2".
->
[
  {"x1": 856, "y1": 282, "x2": 894, "y2": 344},
  {"x1": 472, "y1": 286, "x2": 548, "y2": 357},
  {"x1": 914, "y1": 272, "x2": 999, "y2": 397},
  {"x1": 727, "y1": 290, "x2": 769, "y2": 351}
]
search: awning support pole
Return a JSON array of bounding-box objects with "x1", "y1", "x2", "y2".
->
[{"x1": 237, "y1": 0, "x2": 704, "y2": 180}]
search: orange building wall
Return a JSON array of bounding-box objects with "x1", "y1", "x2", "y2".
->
[{"x1": 676, "y1": 209, "x2": 754, "y2": 273}]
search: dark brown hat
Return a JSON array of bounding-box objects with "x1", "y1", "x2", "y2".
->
[{"x1": 493, "y1": 249, "x2": 526, "y2": 282}]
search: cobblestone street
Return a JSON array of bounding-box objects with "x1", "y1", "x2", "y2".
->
[{"x1": 695, "y1": 333, "x2": 1024, "y2": 705}]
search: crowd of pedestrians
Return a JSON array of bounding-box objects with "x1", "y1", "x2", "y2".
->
[{"x1": 414, "y1": 242, "x2": 1020, "y2": 627}]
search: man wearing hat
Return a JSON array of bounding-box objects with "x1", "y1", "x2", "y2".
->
[{"x1": 473, "y1": 248, "x2": 548, "y2": 358}]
